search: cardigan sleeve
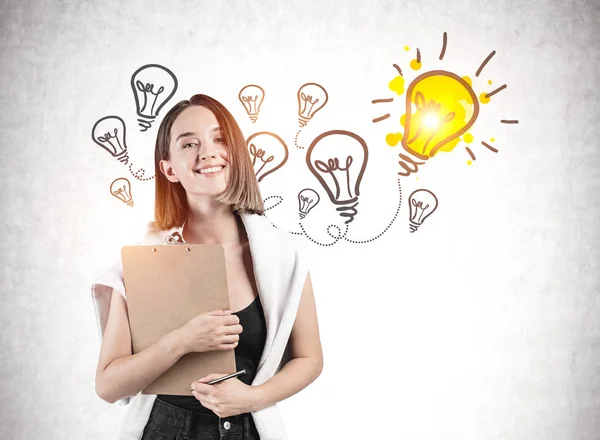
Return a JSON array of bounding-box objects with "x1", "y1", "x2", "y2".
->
[
  {"x1": 274, "y1": 233, "x2": 311, "y2": 374},
  {"x1": 90, "y1": 257, "x2": 133, "y2": 406},
  {"x1": 90, "y1": 222, "x2": 161, "y2": 406}
]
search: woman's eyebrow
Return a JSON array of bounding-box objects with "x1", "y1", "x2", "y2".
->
[
  {"x1": 175, "y1": 127, "x2": 221, "y2": 142},
  {"x1": 175, "y1": 131, "x2": 197, "y2": 142}
]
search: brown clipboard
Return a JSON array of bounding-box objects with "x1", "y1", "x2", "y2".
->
[{"x1": 121, "y1": 244, "x2": 237, "y2": 395}]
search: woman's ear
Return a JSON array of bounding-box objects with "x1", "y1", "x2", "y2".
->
[{"x1": 159, "y1": 159, "x2": 180, "y2": 183}]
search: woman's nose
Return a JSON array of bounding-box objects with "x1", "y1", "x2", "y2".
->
[{"x1": 199, "y1": 152, "x2": 217, "y2": 161}]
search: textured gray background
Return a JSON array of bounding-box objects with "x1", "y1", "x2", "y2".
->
[{"x1": 0, "y1": 0, "x2": 598, "y2": 439}]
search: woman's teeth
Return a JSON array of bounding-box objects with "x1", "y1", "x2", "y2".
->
[{"x1": 197, "y1": 166, "x2": 223, "y2": 175}]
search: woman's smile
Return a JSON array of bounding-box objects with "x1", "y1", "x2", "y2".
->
[{"x1": 195, "y1": 164, "x2": 225, "y2": 177}]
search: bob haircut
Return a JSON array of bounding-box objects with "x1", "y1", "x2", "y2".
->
[{"x1": 154, "y1": 94, "x2": 264, "y2": 230}]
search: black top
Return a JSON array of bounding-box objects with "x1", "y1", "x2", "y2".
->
[{"x1": 157, "y1": 295, "x2": 267, "y2": 413}]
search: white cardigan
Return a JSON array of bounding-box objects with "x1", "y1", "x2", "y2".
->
[{"x1": 91, "y1": 211, "x2": 309, "y2": 440}]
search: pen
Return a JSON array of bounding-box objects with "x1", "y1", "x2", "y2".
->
[{"x1": 190, "y1": 369, "x2": 247, "y2": 391}]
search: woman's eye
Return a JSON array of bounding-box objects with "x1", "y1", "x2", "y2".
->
[
  {"x1": 183, "y1": 142, "x2": 197, "y2": 149},
  {"x1": 215, "y1": 137, "x2": 225, "y2": 143}
]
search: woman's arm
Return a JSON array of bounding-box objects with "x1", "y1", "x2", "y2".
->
[
  {"x1": 95, "y1": 288, "x2": 186, "y2": 404},
  {"x1": 251, "y1": 271, "x2": 324, "y2": 411}
]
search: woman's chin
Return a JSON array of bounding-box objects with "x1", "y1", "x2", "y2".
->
[{"x1": 185, "y1": 185, "x2": 228, "y2": 199}]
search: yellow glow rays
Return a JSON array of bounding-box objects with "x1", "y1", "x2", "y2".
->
[{"x1": 371, "y1": 32, "x2": 519, "y2": 175}]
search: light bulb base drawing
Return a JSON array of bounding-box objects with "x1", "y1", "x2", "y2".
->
[
  {"x1": 409, "y1": 220, "x2": 420, "y2": 233},
  {"x1": 249, "y1": 114, "x2": 258, "y2": 123},
  {"x1": 335, "y1": 200, "x2": 359, "y2": 224},
  {"x1": 299, "y1": 212, "x2": 306, "y2": 220},
  {"x1": 298, "y1": 117, "x2": 309, "y2": 127},
  {"x1": 398, "y1": 153, "x2": 426, "y2": 177},
  {"x1": 116, "y1": 150, "x2": 130, "y2": 165},
  {"x1": 137, "y1": 117, "x2": 155, "y2": 132}
]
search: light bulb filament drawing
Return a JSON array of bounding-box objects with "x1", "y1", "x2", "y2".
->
[
  {"x1": 300, "y1": 94, "x2": 319, "y2": 118},
  {"x1": 314, "y1": 156, "x2": 354, "y2": 201},
  {"x1": 410, "y1": 200, "x2": 429, "y2": 223},
  {"x1": 249, "y1": 143, "x2": 275, "y2": 177},
  {"x1": 243, "y1": 95, "x2": 260, "y2": 113},
  {"x1": 407, "y1": 91, "x2": 456, "y2": 154},
  {"x1": 97, "y1": 129, "x2": 123, "y2": 156},
  {"x1": 246, "y1": 132, "x2": 289, "y2": 182},
  {"x1": 135, "y1": 81, "x2": 165, "y2": 117}
]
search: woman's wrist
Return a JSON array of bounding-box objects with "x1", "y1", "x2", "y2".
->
[
  {"x1": 162, "y1": 328, "x2": 188, "y2": 359},
  {"x1": 248, "y1": 384, "x2": 267, "y2": 413}
]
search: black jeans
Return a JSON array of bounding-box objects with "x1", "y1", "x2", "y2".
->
[{"x1": 141, "y1": 398, "x2": 261, "y2": 440}]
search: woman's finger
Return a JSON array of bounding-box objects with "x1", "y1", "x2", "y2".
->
[
  {"x1": 220, "y1": 334, "x2": 240, "y2": 344},
  {"x1": 191, "y1": 382, "x2": 213, "y2": 395},
  {"x1": 217, "y1": 341, "x2": 239, "y2": 350}
]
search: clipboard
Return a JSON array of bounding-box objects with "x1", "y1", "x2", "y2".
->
[{"x1": 121, "y1": 243, "x2": 237, "y2": 395}]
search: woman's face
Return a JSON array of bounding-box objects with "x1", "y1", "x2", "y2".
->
[{"x1": 160, "y1": 105, "x2": 230, "y2": 198}]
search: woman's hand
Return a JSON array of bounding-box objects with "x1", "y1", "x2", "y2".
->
[
  {"x1": 190, "y1": 373, "x2": 262, "y2": 418},
  {"x1": 176, "y1": 310, "x2": 243, "y2": 355}
]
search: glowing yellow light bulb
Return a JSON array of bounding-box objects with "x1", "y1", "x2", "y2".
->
[{"x1": 401, "y1": 70, "x2": 480, "y2": 160}]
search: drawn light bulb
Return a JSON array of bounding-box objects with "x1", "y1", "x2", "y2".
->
[
  {"x1": 306, "y1": 130, "x2": 368, "y2": 224},
  {"x1": 131, "y1": 64, "x2": 178, "y2": 132},
  {"x1": 246, "y1": 132, "x2": 289, "y2": 182},
  {"x1": 239, "y1": 85, "x2": 265, "y2": 123},
  {"x1": 408, "y1": 189, "x2": 438, "y2": 232},
  {"x1": 110, "y1": 178, "x2": 134, "y2": 207},
  {"x1": 297, "y1": 83, "x2": 328, "y2": 127},
  {"x1": 92, "y1": 116, "x2": 129, "y2": 164},
  {"x1": 298, "y1": 188, "x2": 320, "y2": 219},
  {"x1": 402, "y1": 70, "x2": 479, "y2": 160}
]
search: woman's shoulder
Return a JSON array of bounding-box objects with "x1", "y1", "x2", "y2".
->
[
  {"x1": 134, "y1": 221, "x2": 179, "y2": 245},
  {"x1": 92, "y1": 221, "x2": 180, "y2": 298},
  {"x1": 252, "y1": 214, "x2": 307, "y2": 258}
]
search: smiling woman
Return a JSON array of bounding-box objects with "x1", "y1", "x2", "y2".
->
[
  {"x1": 92, "y1": 94, "x2": 323, "y2": 440},
  {"x1": 153, "y1": 95, "x2": 265, "y2": 230}
]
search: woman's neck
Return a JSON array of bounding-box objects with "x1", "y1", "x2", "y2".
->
[{"x1": 182, "y1": 202, "x2": 246, "y2": 249}]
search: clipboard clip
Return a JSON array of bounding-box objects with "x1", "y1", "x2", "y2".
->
[{"x1": 165, "y1": 232, "x2": 186, "y2": 245}]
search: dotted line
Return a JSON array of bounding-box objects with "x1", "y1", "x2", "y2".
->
[
  {"x1": 263, "y1": 195, "x2": 283, "y2": 211},
  {"x1": 344, "y1": 178, "x2": 402, "y2": 244},
  {"x1": 262, "y1": 211, "x2": 303, "y2": 235},
  {"x1": 299, "y1": 221, "x2": 348, "y2": 247},
  {"x1": 258, "y1": 178, "x2": 402, "y2": 246},
  {"x1": 128, "y1": 163, "x2": 155, "y2": 181},
  {"x1": 326, "y1": 224, "x2": 344, "y2": 239},
  {"x1": 294, "y1": 129, "x2": 304, "y2": 149}
]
